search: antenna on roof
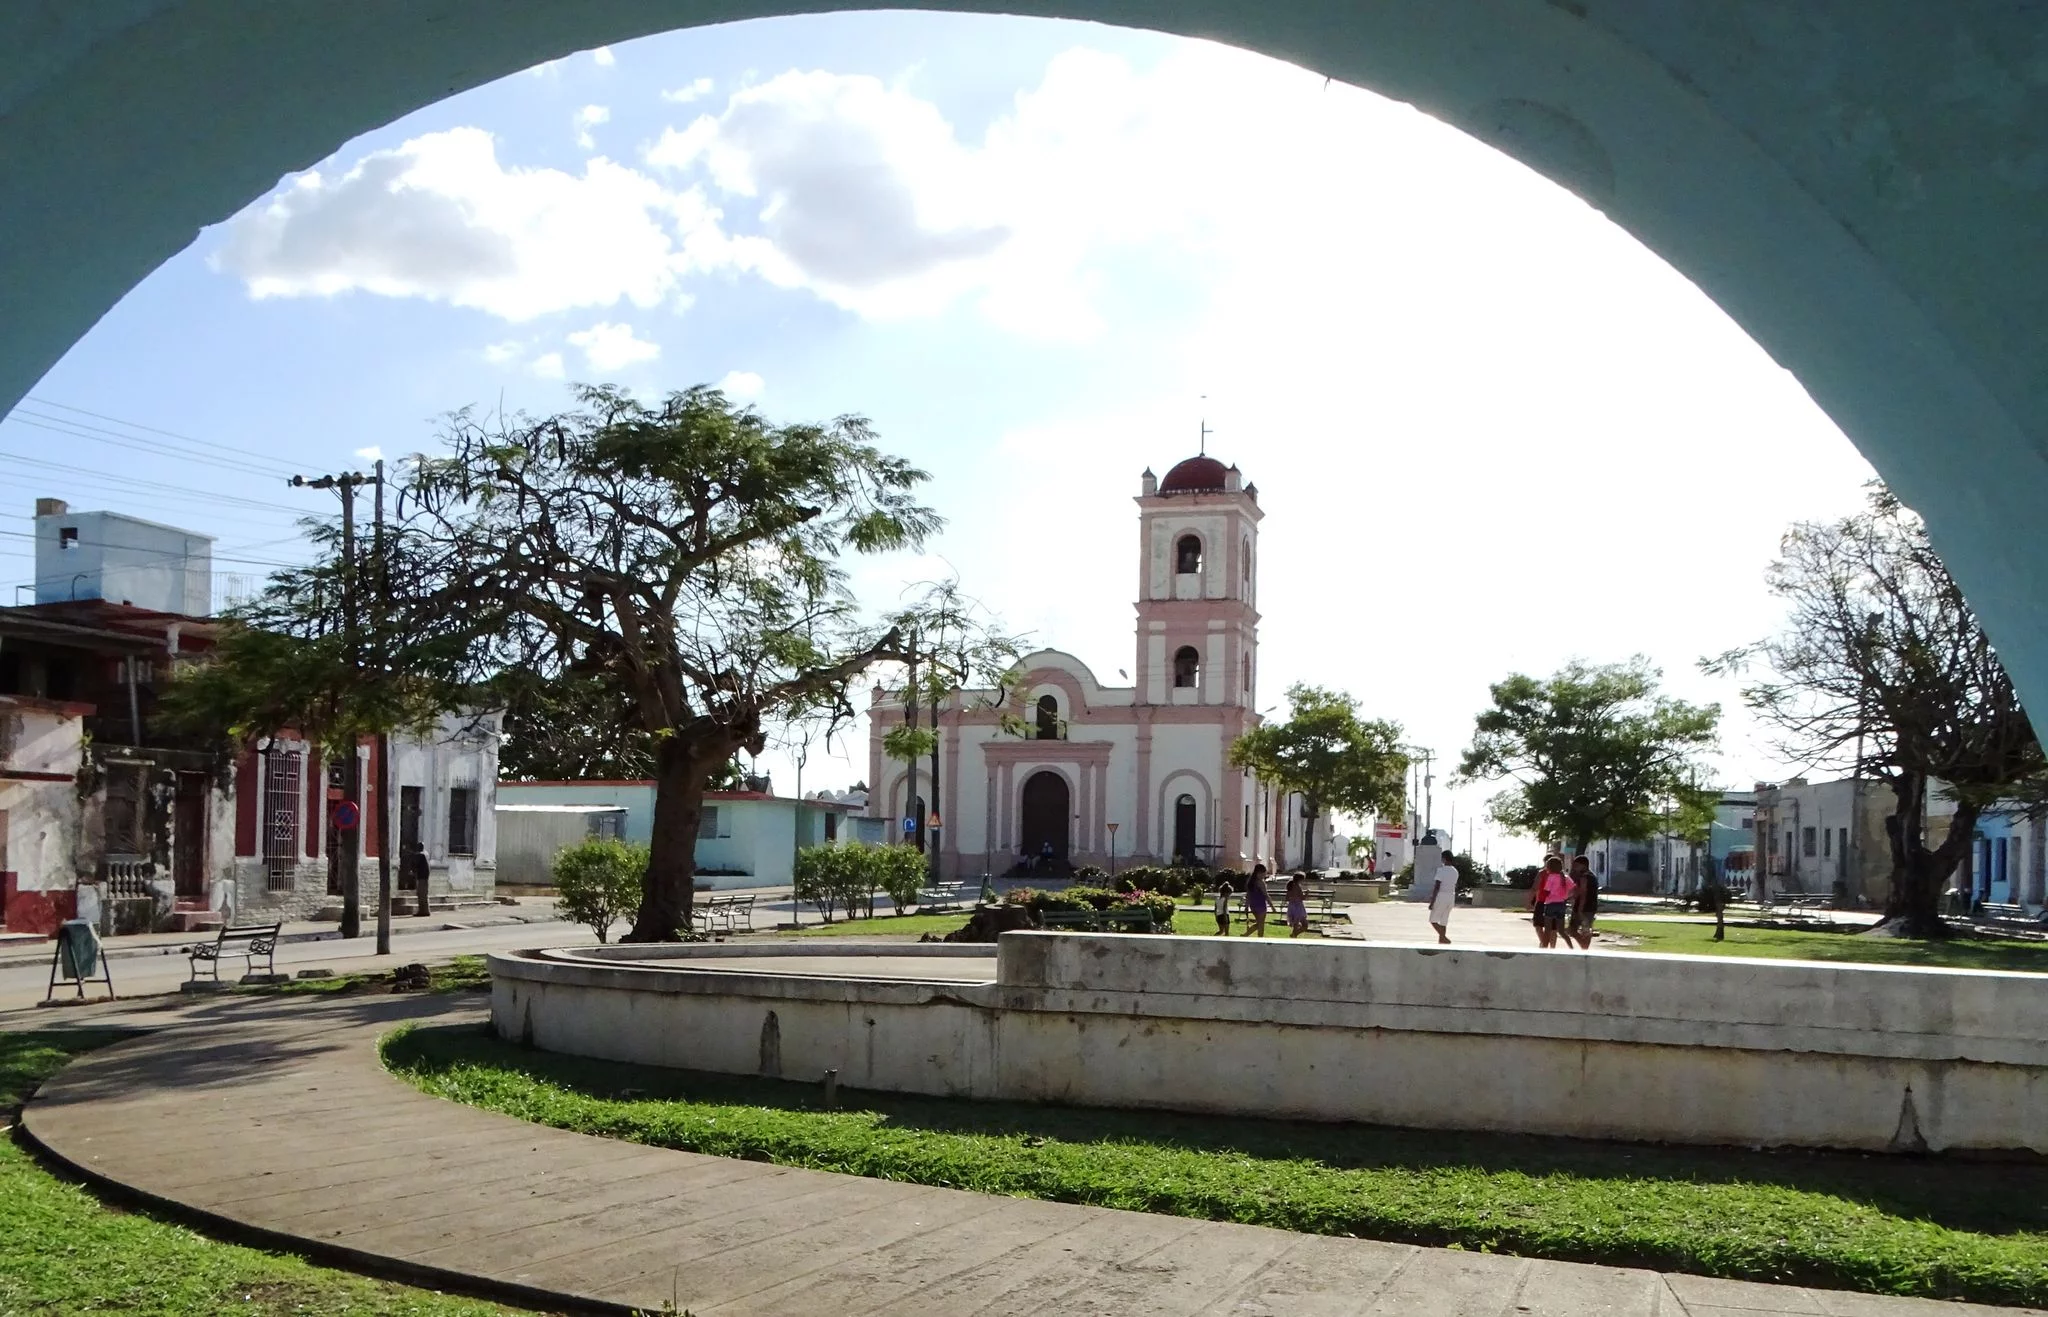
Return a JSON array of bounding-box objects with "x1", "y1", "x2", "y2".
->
[{"x1": 1199, "y1": 394, "x2": 1210, "y2": 456}]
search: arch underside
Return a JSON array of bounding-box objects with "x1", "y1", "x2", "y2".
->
[{"x1": 7, "y1": 2, "x2": 2048, "y2": 714}]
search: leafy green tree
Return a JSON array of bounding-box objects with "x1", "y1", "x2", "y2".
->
[
  {"x1": 1229, "y1": 684, "x2": 1407, "y2": 869},
  {"x1": 400, "y1": 384, "x2": 938, "y2": 941},
  {"x1": 1458, "y1": 658, "x2": 1719, "y2": 854},
  {"x1": 551, "y1": 838, "x2": 647, "y2": 943},
  {"x1": 497, "y1": 671, "x2": 653, "y2": 780},
  {"x1": 1708, "y1": 484, "x2": 2046, "y2": 936}
]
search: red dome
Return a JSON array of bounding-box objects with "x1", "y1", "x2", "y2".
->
[{"x1": 1158, "y1": 455, "x2": 1229, "y2": 493}]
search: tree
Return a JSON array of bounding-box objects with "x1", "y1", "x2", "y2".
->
[
  {"x1": 497, "y1": 671, "x2": 654, "y2": 780},
  {"x1": 399, "y1": 384, "x2": 939, "y2": 940},
  {"x1": 161, "y1": 519, "x2": 469, "y2": 939},
  {"x1": 1458, "y1": 658, "x2": 1719, "y2": 854},
  {"x1": 1707, "y1": 484, "x2": 2046, "y2": 936},
  {"x1": 1229, "y1": 684, "x2": 1407, "y2": 869}
]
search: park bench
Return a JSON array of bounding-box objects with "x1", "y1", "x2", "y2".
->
[
  {"x1": 702, "y1": 893, "x2": 755, "y2": 936},
  {"x1": 1103, "y1": 906, "x2": 1165, "y2": 934},
  {"x1": 1038, "y1": 909, "x2": 1099, "y2": 931},
  {"x1": 1760, "y1": 892, "x2": 1832, "y2": 921},
  {"x1": 1975, "y1": 901, "x2": 2030, "y2": 923},
  {"x1": 187, "y1": 921, "x2": 282, "y2": 983},
  {"x1": 915, "y1": 880, "x2": 974, "y2": 913}
]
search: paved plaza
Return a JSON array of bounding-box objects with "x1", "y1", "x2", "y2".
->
[{"x1": 18, "y1": 992, "x2": 2043, "y2": 1316}]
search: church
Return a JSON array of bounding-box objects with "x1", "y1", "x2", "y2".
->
[{"x1": 868, "y1": 453, "x2": 1335, "y2": 876}]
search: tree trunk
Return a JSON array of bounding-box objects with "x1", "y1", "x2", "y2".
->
[
  {"x1": 1876, "y1": 774, "x2": 1975, "y2": 939},
  {"x1": 626, "y1": 740, "x2": 711, "y2": 942}
]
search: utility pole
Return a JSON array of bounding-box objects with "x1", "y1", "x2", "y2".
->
[
  {"x1": 291, "y1": 469, "x2": 379, "y2": 941},
  {"x1": 371, "y1": 460, "x2": 394, "y2": 953},
  {"x1": 903, "y1": 628, "x2": 920, "y2": 855}
]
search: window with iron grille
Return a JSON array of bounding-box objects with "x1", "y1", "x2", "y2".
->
[
  {"x1": 102, "y1": 763, "x2": 147, "y2": 856},
  {"x1": 446, "y1": 785, "x2": 478, "y2": 856},
  {"x1": 1802, "y1": 826, "x2": 1817, "y2": 857},
  {"x1": 264, "y1": 750, "x2": 301, "y2": 891},
  {"x1": 699, "y1": 805, "x2": 721, "y2": 838}
]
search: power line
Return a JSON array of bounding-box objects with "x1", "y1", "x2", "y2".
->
[
  {"x1": 0, "y1": 527, "x2": 305, "y2": 570},
  {"x1": 3, "y1": 412, "x2": 300, "y2": 480},
  {"x1": 18, "y1": 395, "x2": 308, "y2": 474},
  {"x1": 0, "y1": 447, "x2": 304, "y2": 514}
]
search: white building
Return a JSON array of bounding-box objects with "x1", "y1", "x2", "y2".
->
[
  {"x1": 868, "y1": 453, "x2": 1337, "y2": 876},
  {"x1": 33, "y1": 497, "x2": 213, "y2": 615}
]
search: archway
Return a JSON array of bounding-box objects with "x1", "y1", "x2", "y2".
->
[
  {"x1": 1018, "y1": 770, "x2": 1069, "y2": 866},
  {"x1": 9, "y1": 6, "x2": 2048, "y2": 727}
]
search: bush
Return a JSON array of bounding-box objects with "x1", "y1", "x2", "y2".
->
[
  {"x1": 1003, "y1": 885, "x2": 1176, "y2": 929},
  {"x1": 1073, "y1": 864, "x2": 1108, "y2": 881},
  {"x1": 1506, "y1": 865, "x2": 1540, "y2": 890},
  {"x1": 552, "y1": 839, "x2": 647, "y2": 942},
  {"x1": 874, "y1": 845, "x2": 929, "y2": 912}
]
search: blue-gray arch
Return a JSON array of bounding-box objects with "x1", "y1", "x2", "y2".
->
[{"x1": 8, "y1": 2, "x2": 2048, "y2": 713}]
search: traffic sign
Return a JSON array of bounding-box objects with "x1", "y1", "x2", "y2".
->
[
  {"x1": 330, "y1": 800, "x2": 361, "y2": 831},
  {"x1": 928, "y1": 812, "x2": 941, "y2": 829},
  {"x1": 1373, "y1": 823, "x2": 1406, "y2": 840},
  {"x1": 902, "y1": 816, "x2": 916, "y2": 833}
]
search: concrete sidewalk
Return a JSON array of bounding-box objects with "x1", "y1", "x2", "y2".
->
[
  {"x1": 20, "y1": 994, "x2": 2041, "y2": 1316},
  {"x1": 0, "y1": 897, "x2": 564, "y2": 970}
]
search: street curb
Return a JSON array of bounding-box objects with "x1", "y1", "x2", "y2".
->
[{"x1": 0, "y1": 913, "x2": 548, "y2": 970}]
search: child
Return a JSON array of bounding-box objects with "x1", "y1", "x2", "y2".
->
[
  {"x1": 1245, "y1": 864, "x2": 1271, "y2": 937},
  {"x1": 1212, "y1": 876, "x2": 1233, "y2": 935},
  {"x1": 1285, "y1": 873, "x2": 1310, "y2": 937}
]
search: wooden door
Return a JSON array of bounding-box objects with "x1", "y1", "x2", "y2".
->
[{"x1": 172, "y1": 773, "x2": 208, "y2": 898}]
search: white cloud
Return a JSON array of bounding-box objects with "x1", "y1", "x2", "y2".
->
[
  {"x1": 213, "y1": 126, "x2": 718, "y2": 322},
  {"x1": 354, "y1": 445, "x2": 384, "y2": 461},
  {"x1": 663, "y1": 77, "x2": 715, "y2": 104},
  {"x1": 527, "y1": 351, "x2": 565, "y2": 379},
  {"x1": 481, "y1": 340, "x2": 523, "y2": 365},
  {"x1": 568, "y1": 321, "x2": 660, "y2": 372},
  {"x1": 573, "y1": 104, "x2": 610, "y2": 150},
  {"x1": 716, "y1": 369, "x2": 764, "y2": 399},
  {"x1": 591, "y1": 46, "x2": 615, "y2": 67}
]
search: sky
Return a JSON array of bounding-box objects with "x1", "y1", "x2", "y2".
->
[{"x1": 0, "y1": 11, "x2": 1878, "y2": 864}]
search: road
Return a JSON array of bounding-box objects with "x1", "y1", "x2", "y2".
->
[{"x1": 3, "y1": 917, "x2": 604, "y2": 1015}]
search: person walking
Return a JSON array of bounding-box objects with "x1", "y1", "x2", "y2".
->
[
  {"x1": 1285, "y1": 872, "x2": 1310, "y2": 937},
  {"x1": 1212, "y1": 874, "x2": 1234, "y2": 935},
  {"x1": 1526, "y1": 855, "x2": 1575, "y2": 948},
  {"x1": 1566, "y1": 853, "x2": 1599, "y2": 949},
  {"x1": 403, "y1": 840, "x2": 431, "y2": 918},
  {"x1": 1426, "y1": 852, "x2": 1459, "y2": 944},
  {"x1": 1244, "y1": 864, "x2": 1271, "y2": 937}
]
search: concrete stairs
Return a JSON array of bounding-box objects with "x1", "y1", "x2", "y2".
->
[{"x1": 167, "y1": 901, "x2": 222, "y2": 933}]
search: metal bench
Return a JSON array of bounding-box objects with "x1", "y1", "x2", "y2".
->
[
  {"x1": 187, "y1": 921, "x2": 282, "y2": 983},
  {"x1": 1976, "y1": 901, "x2": 2030, "y2": 923},
  {"x1": 1103, "y1": 906, "x2": 1166, "y2": 934},
  {"x1": 1038, "y1": 910, "x2": 1099, "y2": 931},
  {"x1": 701, "y1": 893, "x2": 756, "y2": 936},
  {"x1": 915, "y1": 880, "x2": 973, "y2": 913},
  {"x1": 1761, "y1": 892, "x2": 1832, "y2": 920}
]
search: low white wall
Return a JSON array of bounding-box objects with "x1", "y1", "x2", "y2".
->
[{"x1": 489, "y1": 934, "x2": 2048, "y2": 1155}]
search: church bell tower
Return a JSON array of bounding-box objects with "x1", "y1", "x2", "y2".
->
[{"x1": 1134, "y1": 454, "x2": 1262, "y2": 709}]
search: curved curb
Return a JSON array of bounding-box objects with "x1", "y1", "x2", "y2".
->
[{"x1": 16, "y1": 1027, "x2": 638, "y2": 1317}]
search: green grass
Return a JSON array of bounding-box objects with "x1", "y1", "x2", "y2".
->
[
  {"x1": 260, "y1": 955, "x2": 496, "y2": 996},
  {"x1": 384, "y1": 1023, "x2": 2048, "y2": 1307},
  {"x1": 783, "y1": 908, "x2": 1307, "y2": 939},
  {"x1": 1601, "y1": 919, "x2": 2048, "y2": 973},
  {"x1": 0, "y1": 1030, "x2": 529, "y2": 1316}
]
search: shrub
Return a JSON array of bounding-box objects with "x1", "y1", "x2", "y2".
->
[
  {"x1": 1506, "y1": 865, "x2": 1540, "y2": 891},
  {"x1": 874, "y1": 844, "x2": 929, "y2": 912},
  {"x1": 1073, "y1": 864, "x2": 1108, "y2": 881},
  {"x1": 552, "y1": 838, "x2": 647, "y2": 942},
  {"x1": 1118, "y1": 891, "x2": 1178, "y2": 927}
]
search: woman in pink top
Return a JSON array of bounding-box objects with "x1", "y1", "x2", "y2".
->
[{"x1": 1525, "y1": 855, "x2": 1576, "y2": 948}]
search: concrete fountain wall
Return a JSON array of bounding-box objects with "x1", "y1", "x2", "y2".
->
[{"x1": 488, "y1": 933, "x2": 2048, "y2": 1155}]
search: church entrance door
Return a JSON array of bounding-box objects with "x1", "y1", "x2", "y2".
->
[
  {"x1": 1173, "y1": 794, "x2": 1198, "y2": 866},
  {"x1": 1019, "y1": 771, "x2": 1070, "y2": 867}
]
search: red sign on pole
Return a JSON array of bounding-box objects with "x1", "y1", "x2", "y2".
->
[{"x1": 330, "y1": 800, "x2": 361, "y2": 832}]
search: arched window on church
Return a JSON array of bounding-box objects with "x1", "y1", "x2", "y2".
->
[
  {"x1": 1243, "y1": 654, "x2": 1251, "y2": 695},
  {"x1": 1035, "y1": 693, "x2": 1061, "y2": 740},
  {"x1": 1176, "y1": 534, "x2": 1202, "y2": 575},
  {"x1": 1241, "y1": 536, "x2": 1251, "y2": 593},
  {"x1": 1173, "y1": 646, "x2": 1200, "y2": 689}
]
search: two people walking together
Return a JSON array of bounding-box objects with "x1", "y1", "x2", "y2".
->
[
  {"x1": 1527, "y1": 853, "x2": 1598, "y2": 949},
  {"x1": 1214, "y1": 864, "x2": 1312, "y2": 938}
]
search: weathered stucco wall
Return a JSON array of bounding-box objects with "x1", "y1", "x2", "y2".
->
[{"x1": 492, "y1": 933, "x2": 2048, "y2": 1155}]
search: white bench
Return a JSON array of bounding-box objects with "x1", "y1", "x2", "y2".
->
[
  {"x1": 915, "y1": 881, "x2": 973, "y2": 912},
  {"x1": 701, "y1": 893, "x2": 756, "y2": 936},
  {"x1": 187, "y1": 921, "x2": 282, "y2": 982},
  {"x1": 1976, "y1": 901, "x2": 2030, "y2": 923}
]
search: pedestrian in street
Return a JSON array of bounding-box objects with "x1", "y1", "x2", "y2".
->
[
  {"x1": 403, "y1": 840, "x2": 431, "y2": 918},
  {"x1": 1244, "y1": 864, "x2": 1271, "y2": 937},
  {"x1": 1285, "y1": 872, "x2": 1310, "y2": 937},
  {"x1": 1526, "y1": 854, "x2": 1575, "y2": 948},
  {"x1": 1426, "y1": 852, "x2": 1460, "y2": 944},
  {"x1": 1566, "y1": 853, "x2": 1599, "y2": 949},
  {"x1": 1212, "y1": 873, "x2": 1233, "y2": 935}
]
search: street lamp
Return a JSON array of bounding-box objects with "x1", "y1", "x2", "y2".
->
[{"x1": 1106, "y1": 822, "x2": 1121, "y2": 879}]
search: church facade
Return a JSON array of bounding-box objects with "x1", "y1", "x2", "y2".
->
[{"x1": 869, "y1": 454, "x2": 1334, "y2": 876}]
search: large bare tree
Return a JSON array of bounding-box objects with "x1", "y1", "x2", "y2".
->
[
  {"x1": 1709, "y1": 485, "x2": 2044, "y2": 937},
  {"x1": 402, "y1": 384, "x2": 938, "y2": 940}
]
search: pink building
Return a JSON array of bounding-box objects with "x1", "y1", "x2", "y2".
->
[{"x1": 871, "y1": 454, "x2": 1325, "y2": 876}]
